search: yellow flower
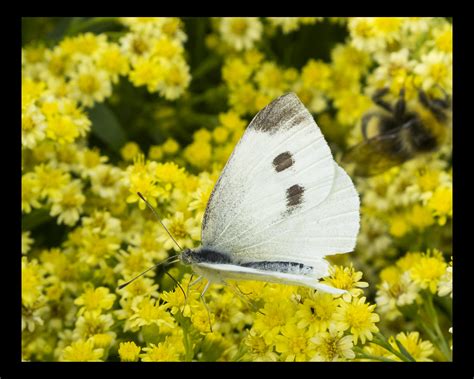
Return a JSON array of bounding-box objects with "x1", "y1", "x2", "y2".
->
[
  {"x1": 243, "y1": 329, "x2": 278, "y2": 361},
  {"x1": 22, "y1": 231, "x2": 34, "y2": 255},
  {"x1": 255, "y1": 62, "x2": 287, "y2": 97},
  {"x1": 74, "y1": 311, "x2": 115, "y2": 342},
  {"x1": 415, "y1": 50, "x2": 452, "y2": 92},
  {"x1": 389, "y1": 213, "x2": 409, "y2": 237},
  {"x1": 408, "y1": 204, "x2": 434, "y2": 229},
  {"x1": 296, "y1": 292, "x2": 338, "y2": 335},
  {"x1": 409, "y1": 250, "x2": 447, "y2": 293},
  {"x1": 121, "y1": 142, "x2": 142, "y2": 161},
  {"x1": 61, "y1": 339, "x2": 103, "y2": 362},
  {"x1": 89, "y1": 164, "x2": 124, "y2": 200},
  {"x1": 311, "y1": 329, "x2": 355, "y2": 361},
  {"x1": 22, "y1": 103, "x2": 46, "y2": 148},
  {"x1": 162, "y1": 138, "x2": 180, "y2": 155},
  {"x1": 49, "y1": 180, "x2": 85, "y2": 225},
  {"x1": 228, "y1": 83, "x2": 258, "y2": 115},
  {"x1": 97, "y1": 43, "x2": 129, "y2": 82},
  {"x1": 433, "y1": 23, "x2": 452, "y2": 54},
  {"x1": 389, "y1": 332, "x2": 434, "y2": 362},
  {"x1": 118, "y1": 341, "x2": 141, "y2": 362},
  {"x1": 59, "y1": 32, "x2": 107, "y2": 56},
  {"x1": 301, "y1": 59, "x2": 331, "y2": 92},
  {"x1": 22, "y1": 257, "x2": 44, "y2": 307},
  {"x1": 22, "y1": 172, "x2": 41, "y2": 213},
  {"x1": 152, "y1": 37, "x2": 183, "y2": 59},
  {"x1": 417, "y1": 168, "x2": 440, "y2": 192},
  {"x1": 129, "y1": 57, "x2": 164, "y2": 92},
  {"x1": 117, "y1": 276, "x2": 160, "y2": 301},
  {"x1": 334, "y1": 297, "x2": 380, "y2": 345},
  {"x1": 427, "y1": 185, "x2": 452, "y2": 225},
  {"x1": 372, "y1": 17, "x2": 403, "y2": 42},
  {"x1": 115, "y1": 247, "x2": 156, "y2": 280},
  {"x1": 68, "y1": 61, "x2": 112, "y2": 107},
  {"x1": 212, "y1": 126, "x2": 229, "y2": 144},
  {"x1": 275, "y1": 323, "x2": 316, "y2": 362},
  {"x1": 45, "y1": 115, "x2": 78, "y2": 144},
  {"x1": 125, "y1": 159, "x2": 161, "y2": 210},
  {"x1": 321, "y1": 264, "x2": 369, "y2": 301},
  {"x1": 157, "y1": 58, "x2": 191, "y2": 100},
  {"x1": 244, "y1": 49, "x2": 264, "y2": 69},
  {"x1": 396, "y1": 252, "x2": 423, "y2": 272},
  {"x1": 34, "y1": 164, "x2": 71, "y2": 199},
  {"x1": 155, "y1": 162, "x2": 186, "y2": 186},
  {"x1": 160, "y1": 212, "x2": 200, "y2": 250},
  {"x1": 219, "y1": 17, "x2": 263, "y2": 51},
  {"x1": 334, "y1": 91, "x2": 372, "y2": 126},
  {"x1": 267, "y1": 17, "x2": 303, "y2": 34},
  {"x1": 253, "y1": 299, "x2": 296, "y2": 345},
  {"x1": 438, "y1": 260, "x2": 452, "y2": 298},
  {"x1": 184, "y1": 140, "x2": 212, "y2": 169},
  {"x1": 140, "y1": 341, "x2": 180, "y2": 361},
  {"x1": 128, "y1": 297, "x2": 175, "y2": 331},
  {"x1": 148, "y1": 145, "x2": 164, "y2": 161},
  {"x1": 74, "y1": 286, "x2": 116, "y2": 315}
]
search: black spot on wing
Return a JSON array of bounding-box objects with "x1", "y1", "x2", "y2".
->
[
  {"x1": 249, "y1": 93, "x2": 311, "y2": 134},
  {"x1": 286, "y1": 184, "x2": 304, "y2": 209},
  {"x1": 273, "y1": 151, "x2": 294, "y2": 172}
]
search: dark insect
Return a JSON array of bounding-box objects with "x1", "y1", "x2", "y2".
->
[{"x1": 342, "y1": 87, "x2": 451, "y2": 177}]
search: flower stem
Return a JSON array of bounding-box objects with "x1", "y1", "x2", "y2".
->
[
  {"x1": 424, "y1": 293, "x2": 451, "y2": 361},
  {"x1": 371, "y1": 332, "x2": 412, "y2": 362}
]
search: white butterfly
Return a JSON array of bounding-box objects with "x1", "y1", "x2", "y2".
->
[{"x1": 177, "y1": 92, "x2": 360, "y2": 296}]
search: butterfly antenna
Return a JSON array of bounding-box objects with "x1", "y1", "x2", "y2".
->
[
  {"x1": 117, "y1": 255, "x2": 179, "y2": 290},
  {"x1": 137, "y1": 192, "x2": 183, "y2": 251},
  {"x1": 164, "y1": 271, "x2": 186, "y2": 300}
]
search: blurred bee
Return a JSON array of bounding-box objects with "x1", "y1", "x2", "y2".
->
[{"x1": 342, "y1": 87, "x2": 451, "y2": 177}]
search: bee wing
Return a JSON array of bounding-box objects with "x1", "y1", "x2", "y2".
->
[{"x1": 342, "y1": 129, "x2": 411, "y2": 177}]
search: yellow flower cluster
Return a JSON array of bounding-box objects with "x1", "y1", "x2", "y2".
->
[
  {"x1": 376, "y1": 249, "x2": 451, "y2": 320},
  {"x1": 21, "y1": 17, "x2": 452, "y2": 362},
  {"x1": 121, "y1": 17, "x2": 190, "y2": 99},
  {"x1": 242, "y1": 266, "x2": 377, "y2": 361}
]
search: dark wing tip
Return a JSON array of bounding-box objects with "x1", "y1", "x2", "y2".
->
[{"x1": 249, "y1": 92, "x2": 311, "y2": 134}]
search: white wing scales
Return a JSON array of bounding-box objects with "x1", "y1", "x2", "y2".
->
[
  {"x1": 200, "y1": 92, "x2": 360, "y2": 277},
  {"x1": 202, "y1": 94, "x2": 335, "y2": 245},
  {"x1": 195, "y1": 263, "x2": 346, "y2": 295}
]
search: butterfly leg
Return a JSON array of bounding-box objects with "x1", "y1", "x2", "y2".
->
[
  {"x1": 186, "y1": 275, "x2": 204, "y2": 298},
  {"x1": 199, "y1": 280, "x2": 213, "y2": 333},
  {"x1": 223, "y1": 281, "x2": 264, "y2": 315}
]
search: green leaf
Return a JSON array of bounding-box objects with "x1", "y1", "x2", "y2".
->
[
  {"x1": 88, "y1": 103, "x2": 127, "y2": 152},
  {"x1": 22, "y1": 209, "x2": 51, "y2": 230},
  {"x1": 394, "y1": 339, "x2": 416, "y2": 362}
]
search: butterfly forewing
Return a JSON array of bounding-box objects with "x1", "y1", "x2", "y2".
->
[{"x1": 201, "y1": 93, "x2": 359, "y2": 270}]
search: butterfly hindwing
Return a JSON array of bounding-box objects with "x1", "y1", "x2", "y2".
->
[{"x1": 196, "y1": 262, "x2": 346, "y2": 294}]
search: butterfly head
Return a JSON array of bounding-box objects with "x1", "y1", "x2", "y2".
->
[{"x1": 179, "y1": 248, "x2": 195, "y2": 265}]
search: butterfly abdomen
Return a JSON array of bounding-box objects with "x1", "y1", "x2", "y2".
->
[
  {"x1": 187, "y1": 248, "x2": 314, "y2": 275},
  {"x1": 241, "y1": 261, "x2": 313, "y2": 275}
]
